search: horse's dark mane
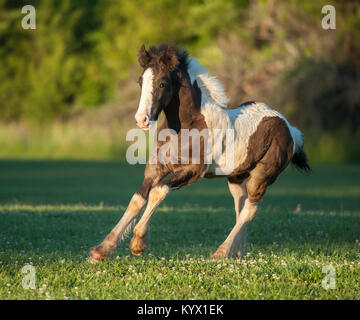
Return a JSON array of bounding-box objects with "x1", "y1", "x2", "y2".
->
[{"x1": 147, "y1": 43, "x2": 189, "y2": 72}]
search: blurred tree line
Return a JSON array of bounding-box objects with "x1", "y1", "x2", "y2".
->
[
  {"x1": 0, "y1": 0, "x2": 359, "y2": 161},
  {"x1": 0, "y1": 0, "x2": 246, "y2": 121}
]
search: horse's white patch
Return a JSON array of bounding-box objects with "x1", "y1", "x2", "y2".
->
[
  {"x1": 187, "y1": 58, "x2": 303, "y2": 174},
  {"x1": 136, "y1": 68, "x2": 154, "y2": 119}
]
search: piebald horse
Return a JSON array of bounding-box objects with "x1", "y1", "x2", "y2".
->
[{"x1": 90, "y1": 44, "x2": 310, "y2": 262}]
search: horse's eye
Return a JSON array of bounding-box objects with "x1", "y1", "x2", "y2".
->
[{"x1": 159, "y1": 83, "x2": 165, "y2": 88}]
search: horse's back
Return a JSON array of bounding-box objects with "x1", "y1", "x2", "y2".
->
[{"x1": 229, "y1": 101, "x2": 303, "y2": 154}]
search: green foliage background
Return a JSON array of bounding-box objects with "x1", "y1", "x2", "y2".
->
[{"x1": 0, "y1": 0, "x2": 359, "y2": 162}]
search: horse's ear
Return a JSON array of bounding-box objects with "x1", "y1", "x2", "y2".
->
[
  {"x1": 159, "y1": 46, "x2": 179, "y2": 71},
  {"x1": 137, "y1": 44, "x2": 150, "y2": 68}
]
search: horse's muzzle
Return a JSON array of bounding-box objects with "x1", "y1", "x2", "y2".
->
[{"x1": 135, "y1": 113, "x2": 150, "y2": 130}]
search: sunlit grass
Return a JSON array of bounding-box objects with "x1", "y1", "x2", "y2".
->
[{"x1": 0, "y1": 161, "x2": 359, "y2": 299}]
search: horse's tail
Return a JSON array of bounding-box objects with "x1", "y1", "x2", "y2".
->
[{"x1": 289, "y1": 126, "x2": 311, "y2": 172}]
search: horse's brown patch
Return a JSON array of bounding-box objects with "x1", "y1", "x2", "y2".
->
[
  {"x1": 230, "y1": 116, "x2": 294, "y2": 176},
  {"x1": 234, "y1": 116, "x2": 294, "y2": 203}
]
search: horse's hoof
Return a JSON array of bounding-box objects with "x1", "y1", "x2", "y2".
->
[
  {"x1": 88, "y1": 256, "x2": 100, "y2": 264},
  {"x1": 130, "y1": 249, "x2": 144, "y2": 256},
  {"x1": 89, "y1": 245, "x2": 108, "y2": 263},
  {"x1": 129, "y1": 236, "x2": 146, "y2": 256},
  {"x1": 210, "y1": 247, "x2": 229, "y2": 260},
  {"x1": 210, "y1": 253, "x2": 227, "y2": 260}
]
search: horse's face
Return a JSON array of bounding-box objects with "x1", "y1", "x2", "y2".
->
[
  {"x1": 135, "y1": 45, "x2": 179, "y2": 130},
  {"x1": 135, "y1": 67, "x2": 173, "y2": 130}
]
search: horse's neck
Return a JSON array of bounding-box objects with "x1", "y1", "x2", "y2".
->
[{"x1": 164, "y1": 75, "x2": 201, "y2": 132}]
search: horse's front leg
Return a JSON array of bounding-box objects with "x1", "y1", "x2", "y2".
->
[
  {"x1": 89, "y1": 165, "x2": 168, "y2": 263},
  {"x1": 89, "y1": 192, "x2": 147, "y2": 263},
  {"x1": 129, "y1": 168, "x2": 203, "y2": 256},
  {"x1": 129, "y1": 184, "x2": 169, "y2": 256}
]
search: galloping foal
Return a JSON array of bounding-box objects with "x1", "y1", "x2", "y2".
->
[{"x1": 90, "y1": 44, "x2": 310, "y2": 263}]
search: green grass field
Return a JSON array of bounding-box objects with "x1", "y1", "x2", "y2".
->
[{"x1": 0, "y1": 160, "x2": 359, "y2": 300}]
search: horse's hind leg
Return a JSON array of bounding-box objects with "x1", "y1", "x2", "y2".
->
[
  {"x1": 212, "y1": 119, "x2": 294, "y2": 259},
  {"x1": 212, "y1": 156, "x2": 291, "y2": 259},
  {"x1": 211, "y1": 193, "x2": 260, "y2": 260},
  {"x1": 227, "y1": 176, "x2": 248, "y2": 257}
]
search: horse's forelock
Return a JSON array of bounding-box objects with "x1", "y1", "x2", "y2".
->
[{"x1": 141, "y1": 44, "x2": 189, "y2": 73}]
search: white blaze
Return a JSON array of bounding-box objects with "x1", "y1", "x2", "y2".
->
[{"x1": 136, "y1": 68, "x2": 154, "y2": 119}]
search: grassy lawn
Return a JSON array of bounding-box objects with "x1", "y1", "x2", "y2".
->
[{"x1": 0, "y1": 160, "x2": 359, "y2": 299}]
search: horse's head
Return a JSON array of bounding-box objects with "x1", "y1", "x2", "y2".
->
[{"x1": 135, "y1": 44, "x2": 180, "y2": 130}]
